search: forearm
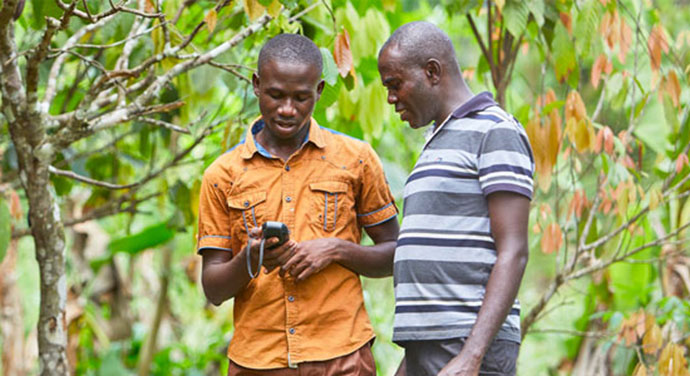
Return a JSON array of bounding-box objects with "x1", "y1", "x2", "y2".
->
[
  {"x1": 462, "y1": 248, "x2": 527, "y2": 358},
  {"x1": 334, "y1": 238, "x2": 396, "y2": 277},
  {"x1": 201, "y1": 248, "x2": 253, "y2": 305}
]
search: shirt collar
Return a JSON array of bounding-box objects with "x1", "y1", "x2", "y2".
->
[
  {"x1": 450, "y1": 91, "x2": 497, "y2": 119},
  {"x1": 424, "y1": 91, "x2": 498, "y2": 150},
  {"x1": 240, "y1": 117, "x2": 326, "y2": 160}
]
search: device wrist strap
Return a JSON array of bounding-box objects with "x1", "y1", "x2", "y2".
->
[{"x1": 246, "y1": 239, "x2": 266, "y2": 279}]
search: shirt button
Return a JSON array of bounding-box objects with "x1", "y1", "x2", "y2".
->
[
  {"x1": 243, "y1": 201, "x2": 249, "y2": 207},
  {"x1": 285, "y1": 196, "x2": 292, "y2": 203},
  {"x1": 289, "y1": 328, "x2": 296, "y2": 335},
  {"x1": 285, "y1": 165, "x2": 290, "y2": 171},
  {"x1": 288, "y1": 295, "x2": 295, "y2": 302}
]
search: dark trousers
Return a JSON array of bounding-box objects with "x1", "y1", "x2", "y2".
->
[
  {"x1": 400, "y1": 338, "x2": 519, "y2": 376},
  {"x1": 228, "y1": 342, "x2": 376, "y2": 376}
]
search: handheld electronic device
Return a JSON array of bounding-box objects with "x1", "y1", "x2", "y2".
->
[
  {"x1": 262, "y1": 221, "x2": 290, "y2": 249},
  {"x1": 247, "y1": 221, "x2": 290, "y2": 279}
]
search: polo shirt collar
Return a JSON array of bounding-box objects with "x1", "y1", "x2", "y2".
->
[
  {"x1": 240, "y1": 118, "x2": 326, "y2": 159},
  {"x1": 451, "y1": 91, "x2": 497, "y2": 119},
  {"x1": 424, "y1": 91, "x2": 498, "y2": 150}
]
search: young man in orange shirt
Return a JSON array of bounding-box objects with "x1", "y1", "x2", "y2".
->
[{"x1": 196, "y1": 34, "x2": 399, "y2": 375}]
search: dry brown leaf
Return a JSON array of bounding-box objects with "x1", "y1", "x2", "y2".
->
[
  {"x1": 632, "y1": 363, "x2": 648, "y2": 376},
  {"x1": 541, "y1": 223, "x2": 563, "y2": 254},
  {"x1": 676, "y1": 153, "x2": 689, "y2": 173},
  {"x1": 333, "y1": 29, "x2": 354, "y2": 78},
  {"x1": 145, "y1": 0, "x2": 156, "y2": 13},
  {"x1": 659, "y1": 343, "x2": 690, "y2": 376},
  {"x1": 560, "y1": 12, "x2": 572, "y2": 35},
  {"x1": 9, "y1": 190, "x2": 22, "y2": 220},
  {"x1": 665, "y1": 70, "x2": 682, "y2": 108},
  {"x1": 591, "y1": 54, "x2": 608, "y2": 88},
  {"x1": 603, "y1": 126, "x2": 614, "y2": 155},
  {"x1": 243, "y1": 0, "x2": 266, "y2": 21},
  {"x1": 205, "y1": 9, "x2": 217, "y2": 33},
  {"x1": 594, "y1": 128, "x2": 604, "y2": 153},
  {"x1": 619, "y1": 21, "x2": 632, "y2": 63},
  {"x1": 648, "y1": 25, "x2": 669, "y2": 72},
  {"x1": 642, "y1": 323, "x2": 662, "y2": 354}
]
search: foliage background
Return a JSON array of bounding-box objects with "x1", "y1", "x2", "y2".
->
[{"x1": 1, "y1": 0, "x2": 690, "y2": 375}]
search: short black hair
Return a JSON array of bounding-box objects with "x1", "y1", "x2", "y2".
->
[
  {"x1": 258, "y1": 34, "x2": 323, "y2": 75},
  {"x1": 380, "y1": 21, "x2": 459, "y2": 71}
]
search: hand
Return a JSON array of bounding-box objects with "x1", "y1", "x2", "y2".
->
[
  {"x1": 280, "y1": 238, "x2": 342, "y2": 282},
  {"x1": 437, "y1": 351, "x2": 481, "y2": 376},
  {"x1": 246, "y1": 227, "x2": 296, "y2": 274}
]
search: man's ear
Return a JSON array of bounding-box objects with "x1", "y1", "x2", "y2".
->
[
  {"x1": 424, "y1": 59, "x2": 442, "y2": 85},
  {"x1": 315, "y1": 80, "x2": 325, "y2": 99},
  {"x1": 252, "y1": 73, "x2": 261, "y2": 96}
]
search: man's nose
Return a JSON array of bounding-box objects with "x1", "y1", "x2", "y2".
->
[
  {"x1": 278, "y1": 100, "x2": 297, "y2": 117},
  {"x1": 387, "y1": 93, "x2": 397, "y2": 105}
]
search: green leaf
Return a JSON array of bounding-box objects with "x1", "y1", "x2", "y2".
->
[
  {"x1": 526, "y1": 0, "x2": 545, "y2": 27},
  {"x1": 552, "y1": 23, "x2": 576, "y2": 82},
  {"x1": 0, "y1": 198, "x2": 10, "y2": 264},
  {"x1": 257, "y1": 0, "x2": 273, "y2": 6},
  {"x1": 107, "y1": 222, "x2": 175, "y2": 255},
  {"x1": 169, "y1": 180, "x2": 194, "y2": 226},
  {"x1": 574, "y1": 0, "x2": 600, "y2": 56},
  {"x1": 662, "y1": 95, "x2": 680, "y2": 132},
  {"x1": 317, "y1": 78, "x2": 342, "y2": 109},
  {"x1": 503, "y1": 0, "x2": 530, "y2": 37},
  {"x1": 320, "y1": 47, "x2": 338, "y2": 86},
  {"x1": 542, "y1": 100, "x2": 565, "y2": 116}
]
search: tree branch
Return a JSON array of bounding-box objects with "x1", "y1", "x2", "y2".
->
[
  {"x1": 11, "y1": 192, "x2": 160, "y2": 239},
  {"x1": 49, "y1": 121, "x2": 213, "y2": 190}
]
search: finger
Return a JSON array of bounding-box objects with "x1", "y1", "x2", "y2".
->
[
  {"x1": 289, "y1": 260, "x2": 310, "y2": 279},
  {"x1": 280, "y1": 246, "x2": 303, "y2": 274},
  {"x1": 296, "y1": 265, "x2": 318, "y2": 282},
  {"x1": 263, "y1": 240, "x2": 295, "y2": 262},
  {"x1": 249, "y1": 227, "x2": 262, "y2": 239}
]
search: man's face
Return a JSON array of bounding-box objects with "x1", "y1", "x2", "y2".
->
[
  {"x1": 253, "y1": 59, "x2": 324, "y2": 141},
  {"x1": 378, "y1": 46, "x2": 435, "y2": 129}
]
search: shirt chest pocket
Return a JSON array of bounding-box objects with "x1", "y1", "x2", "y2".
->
[
  {"x1": 309, "y1": 181, "x2": 353, "y2": 232},
  {"x1": 226, "y1": 191, "x2": 267, "y2": 240}
]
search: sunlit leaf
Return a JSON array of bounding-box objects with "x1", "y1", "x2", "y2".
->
[
  {"x1": 267, "y1": 0, "x2": 282, "y2": 17},
  {"x1": 107, "y1": 222, "x2": 175, "y2": 255},
  {"x1": 243, "y1": 0, "x2": 266, "y2": 21},
  {"x1": 503, "y1": 0, "x2": 529, "y2": 38},
  {"x1": 320, "y1": 47, "x2": 338, "y2": 86},
  {"x1": 494, "y1": 0, "x2": 505, "y2": 13}
]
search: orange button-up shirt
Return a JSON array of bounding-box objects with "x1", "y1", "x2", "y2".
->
[{"x1": 196, "y1": 118, "x2": 398, "y2": 369}]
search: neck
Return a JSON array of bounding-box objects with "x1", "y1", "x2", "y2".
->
[
  {"x1": 434, "y1": 81, "x2": 474, "y2": 128},
  {"x1": 256, "y1": 122, "x2": 310, "y2": 161}
]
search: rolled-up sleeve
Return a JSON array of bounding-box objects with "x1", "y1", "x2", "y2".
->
[
  {"x1": 197, "y1": 171, "x2": 233, "y2": 254},
  {"x1": 357, "y1": 144, "x2": 398, "y2": 228}
]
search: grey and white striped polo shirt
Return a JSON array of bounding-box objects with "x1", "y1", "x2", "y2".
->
[{"x1": 392, "y1": 92, "x2": 534, "y2": 344}]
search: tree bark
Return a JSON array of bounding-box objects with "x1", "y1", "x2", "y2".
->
[{"x1": 1, "y1": 2, "x2": 69, "y2": 374}]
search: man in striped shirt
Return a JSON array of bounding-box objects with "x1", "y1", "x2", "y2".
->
[{"x1": 378, "y1": 22, "x2": 534, "y2": 376}]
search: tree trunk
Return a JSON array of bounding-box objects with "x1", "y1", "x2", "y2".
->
[{"x1": 1, "y1": 3, "x2": 69, "y2": 374}]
